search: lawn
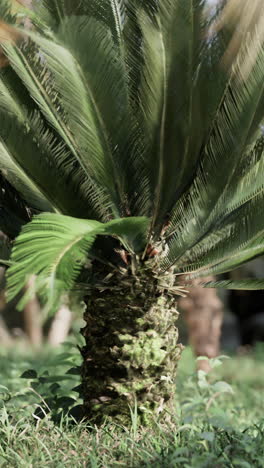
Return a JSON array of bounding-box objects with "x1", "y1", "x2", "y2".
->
[{"x1": 0, "y1": 338, "x2": 264, "y2": 467}]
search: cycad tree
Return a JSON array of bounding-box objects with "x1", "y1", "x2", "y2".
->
[{"x1": 0, "y1": 0, "x2": 264, "y2": 424}]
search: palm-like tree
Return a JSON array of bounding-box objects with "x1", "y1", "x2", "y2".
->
[{"x1": 0, "y1": 0, "x2": 264, "y2": 424}]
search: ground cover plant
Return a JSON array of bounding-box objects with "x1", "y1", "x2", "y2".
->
[
  {"x1": 0, "y1": 341, "x2": 264, "y2": 467},
  {"x1": 0, "y1": 0, "x2": 264, "y2": 424}
]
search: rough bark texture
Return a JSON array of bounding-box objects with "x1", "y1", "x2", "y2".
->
[
  {"x1": 180, "y1": 276, "x2": 224, "y2": 372},
  {"x1": 80, "y1": 264, "x2": 183, "y2": 425}
]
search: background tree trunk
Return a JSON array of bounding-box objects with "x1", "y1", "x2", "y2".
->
[
  {"x1": 23, "y1": 276, "x2": 43, "y2": 347},
  {"x1": 0, "y1": 315, "x2": 12, "y2": 345},
  {"x1": 0, "y1": 266, "x2": 12, "y2": 345},
  {"x1": 48, "y1": 305, "x2": 72, "y2": 346},
  {"x1": 180, "y1": 277, "x2": 224, "y2": 372}
]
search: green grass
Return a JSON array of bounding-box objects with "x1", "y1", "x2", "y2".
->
[{"x1": 0, "y1": 340, "x2": 264, "y2": 467}]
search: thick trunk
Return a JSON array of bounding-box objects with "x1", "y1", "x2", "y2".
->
[{"x1": 80, "y1": 265, "x2": 183, "y2": 425}]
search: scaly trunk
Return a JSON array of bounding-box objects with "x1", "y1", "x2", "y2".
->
[{"x1": 80, "y1": 264, "x2": 183, "y2": 425}]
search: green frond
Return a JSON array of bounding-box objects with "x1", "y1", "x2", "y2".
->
[
  {"x1": 0, "y1": 139, "x2": 52, "y2": 212},
  {"x1": 136, "y1": 0, "x2": 209, "y2": 233},
  {"x1": 7, "y1": 213, "x2": 149, "y2": 311},
  {"x1": 0, "y1": 172, "x2": 31, "y2": 237},
  {"x1": 164, "y1": 30, "x2": 264, "y2": 270},
  {"x1": 4, "y1": 25, "x2": 133, "y2": 216},
  {"x1": 31, "y1": 11, "x2": 151, "y2": 218},
  {"x1": 0, "y1": 0, "x2": 264, "y2": 301},
  {"x1": 56, "y1": 15, "x2": 137, "y2": 216},
  {"x1": 34, "y1": 0, "x2": 126, "y2": 40},
  {"x1": 172, "y1": 188, "x2": 264, "y2": 279},
  {"x1": 0, "y1": 71, "x2": 112, "y2": 219},
  {"x1": 202, "y1": 279, "x2": 264, "y2": 290},
  {"x1": 181, "y1": 234, "x2": 264, "y2": 279}
]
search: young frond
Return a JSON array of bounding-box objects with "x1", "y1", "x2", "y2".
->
[{"x1": 7, "y1": 213, "x2": 149, "y2": 310}]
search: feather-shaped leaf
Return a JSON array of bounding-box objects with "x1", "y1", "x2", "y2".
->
[
  {"x1": 4, "y1": 27, "x2": 124, "y2": 213},
  {"x1": 138, "y1": 0, "x2": 208, "y2": 232},
  {"x1": 164, "y1": 30, "x2": 264, "y2": 269},
  {"x1": 31, "y1": 6, "x2": 151, "y2": 218},
  {"x1": 183, "y1": 234, "x2": 264, "y2": 279},
  {"x1": 3, "y1": 37, "x2": 115, "y2": 220},
  {"x1": 203, "y1": 279, "x2": 264, "y2": 290},
  {"x1": 0, "y1": 171, "x2": 31, "y2": 237},
  {"x1": 0, "y1": 139, "x2": 52, "y2": 212},
  {"x1": 173, "y1": 190, "x2": 264, "y2": 279},
  {"x1": 0, "y1": 73, "x2": 112, "y2": 219},
  {"x1": 7, "y1": 213, "x2": 149, "y2": 310}
]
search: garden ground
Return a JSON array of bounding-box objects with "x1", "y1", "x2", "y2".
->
[{"x1": 0, "y1": 337, "x2": 264, "y2": 467}]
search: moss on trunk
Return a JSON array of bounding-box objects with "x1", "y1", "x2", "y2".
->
[{"x1": 80, "y1": 263, "x2": 183, "y2": 425}]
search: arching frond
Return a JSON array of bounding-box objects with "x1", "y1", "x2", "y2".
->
[
  {"x1": 0, "y1": 139, "x2": 52, "y2": 212},
  {"x1": 4, "y1": 25, "x2": 135, "y2": 216},
  {"x1": 182, "y1": 235, "x2": 264, "y2": 279},
  {"x1": 0, "y1": 68, "x2": 111, "y2": 220},
  {"x1": 0, "y1": 172, "x2": 31, "y2": 237},
  {"x1": 164, "y1": 30, "x2": 264, "y2": 270},
  {"x1": 7, "y1": 213, "x2": 149, "y2": 310},
  {"x1": 137, "y1": 0, "x2": 209, "y2": 233},
  {"x1": 176, "y1": 190, "x2": 264, "y2": 276},
  {"x1": 202, "y1": 279, "x2": 264, "y2": 290}
]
